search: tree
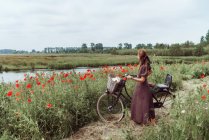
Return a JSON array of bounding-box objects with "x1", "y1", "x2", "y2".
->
[
  {"x1": 81, "y1": 43, "x2": 88, "y2": 53},
  {"x1": 123, "y1": 43, "x2": 132, "y2": 49},
  {"x1": 117, "y1": 43, "x2": 122, "y2": 49},
  {"x1": 205, "y1": 30, "x2": 209, "y2": 44},
  {"x1": 147, "y1": 43, "x2": 153, "y2": 49},
  {"x1": 90, "y1": 43, "x2": 95, "y2": 52},
  {"x1": 95, "y1": 43, "x2": 103, "y2": 52},
  {"x1": 194, "y1": 45, "x2": 205, "y2": 56}
]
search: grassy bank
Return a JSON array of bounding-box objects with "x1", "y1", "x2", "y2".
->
[
  {"x1": 1, "y1": 53, "x2": 209, "y2": 72},
  {"x1": 0, "y1": 61, "x2": 209, "y2": 139}
]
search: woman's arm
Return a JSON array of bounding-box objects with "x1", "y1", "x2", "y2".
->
[
  {"x1": 127, "y1": 75, "x2": 145, "y2": 83},
  {"x1": 132, "y1": 76, "x2": 145, "y2": 83}
]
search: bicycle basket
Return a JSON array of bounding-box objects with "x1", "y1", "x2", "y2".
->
[{"x1": 107, "y1": 74, "x2": 121, "y2": 94}]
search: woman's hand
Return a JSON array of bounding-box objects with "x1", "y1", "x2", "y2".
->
[{"x1": 126, "y1": 75, "x2": 133, "y2": 79}]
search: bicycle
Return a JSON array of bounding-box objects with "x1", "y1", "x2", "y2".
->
[{"x1": 96, "y1": 73, "x2": 176, "y2": 122}]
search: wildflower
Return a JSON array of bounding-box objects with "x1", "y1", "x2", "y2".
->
[
  {"x1": 121, "y1": 69, "x2": 128, "y2": 73},
  {"x1": 26, "y1": 84, "x2": 32, "y2": 89},
  {"x1": 201, "y1": 74, "x2": 205, "y2": 79},
  {"x1": 87, "y1": 69, "x2": 91, "y2": 72},
  {"x1": 7, "y1": 91, "x2": 13, "y2": 96},
  {"x1": 47, "y1": 103, "x2": 52, "y2": 108},
  {"x1": 181, "y1": 110, "x2": 186, "y2": 114},
  {"x1": 28, "y1": 98, "x2": 32, "y2": 103},
  {"x1": 37, "y1": 81, "x2": 41, "y2": 85},
  {"x1": 201, "y1": 95, "x2": 206, "y2": 100},
  {"x1": 80, "y1": 76, "x2": 85, "y2": 81},
  {"x1": 16, "y1": 80, "x2": 19, "y2": 83},
  {"x1": 208, "y1": 90, "x2": 209, "y2": 94},
  {"x1": 64, "y1": 73, "x2": 69, "y2": 78},
  {"x1": 123, "y1": 77, "x2": 127, "y2": 81},
  {"x1": 16, "y1": 84, "x2": 20, "y2": 88}
]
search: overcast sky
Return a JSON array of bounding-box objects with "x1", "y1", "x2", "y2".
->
[{"x1": 0, "y1": 0, "x2": 208, "y2": 51}]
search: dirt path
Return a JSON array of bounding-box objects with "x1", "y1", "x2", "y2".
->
[{"x1": 66, "y1": 77, "x2": 209, "y2": 140}]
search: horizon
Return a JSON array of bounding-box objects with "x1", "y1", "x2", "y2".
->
[{"x1": 0, "y1": 0, "x2": 209, "y2": 51}]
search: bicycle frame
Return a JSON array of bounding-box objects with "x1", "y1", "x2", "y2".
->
[{"x1": 106, "y1": 79, "x2": 173, "y2": 109}]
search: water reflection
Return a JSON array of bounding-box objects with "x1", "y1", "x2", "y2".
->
[{"x1": 0, "y1": 67, "x2": 100, "y2": 83}]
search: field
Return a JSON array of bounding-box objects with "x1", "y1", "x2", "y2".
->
[
  {"x1": 0, "y1": 54, "x2": 209, "y2": 139},
  {"x1": 1, "y1": 53, "x2": 209, "y2": 71}
]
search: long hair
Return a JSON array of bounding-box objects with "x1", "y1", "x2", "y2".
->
[
  {"x1": 138, "y1": 49, "x2": 152, "y2": 72},
  {"x1": 138, "y1": 49, "x2": 151, "y2": 66}
]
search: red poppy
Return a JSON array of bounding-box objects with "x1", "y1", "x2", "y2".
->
[
  {"x1": 64, "y1": 73, "x2": 69, "y2": 78},
  {"x1": 28, "y1": 98, "x2": 32, "y2": 103},
  {"x1": 42, "y1": 84, "x2": 45, "y2": 89},
  {"x1": 16, "y1": 80, "x2": 19, "y2": 83},
  {"x1": 47, "y1": 103, "x2": 52, "y2": 108},
  {"x1": 201, "y1": 95, "x2": 206, "y2": 100},
  {"x1": 87, "y1": 69, "x2": 91, "y2": 72},
  {"x1": 121, "y1": 69, "x2": 128, "y2": 73},
  {"x1": 24, "y1": 78, "x2": 26, "y2": 81},
  {"x1": 123, "y1": 77, "x2": 127, "y2": 81},
  {"x1": 24, "y1": 74, "x2": 27, "y2": 77},
  {"x1": 30, "y1": 76, "x2": 33, "y2": 79},
  {"x1": 50, "y1": 76, "x2": 54, "y2": 81},
  {"x1": 37, "y1": 81, "x2": 41, "y2": 85},
  {"x1": 26, "y1": 84, "x2": 32, "y2": 89},
  {"x1": 93, "y1": 70, "x2": 95, "y2": 72},
  {"x1": 208, "y1": 90, "x2": 209, "y2": 94},
  {"x1": 119, "y1": 65, "x2": 122, "y2": 69},
  {"x1": 80, "y1": 76, "x2": 85, "y2": 81},
  {"x1": 16, "y1": 84, "x2": 20, "y2": 88},
  {"x1": 7, "y1": 91, "x2": 13, "y2": 97},
  {"x1": 89, "y1": 74, "x2": 93, "y2": 78},
  {"x1": 201, "y1": 74, "x2": 205, "y2": 79}
]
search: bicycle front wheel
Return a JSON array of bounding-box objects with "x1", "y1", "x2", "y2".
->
[{"x1": 96, "y1": 93, "x2": 124, "y2": 122}]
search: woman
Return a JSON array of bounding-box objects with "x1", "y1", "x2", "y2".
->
[{"x1": 127, "y1": 49, "x2": 156, "y2": 125}]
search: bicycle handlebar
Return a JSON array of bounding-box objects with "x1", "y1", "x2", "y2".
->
[{"x1": 123, "y1": 73, "x2": 137, "y2": 77}]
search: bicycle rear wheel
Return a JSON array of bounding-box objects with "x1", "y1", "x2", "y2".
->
[{"x1": 96, "y1": 93, "x2": 124, "y2": 122}]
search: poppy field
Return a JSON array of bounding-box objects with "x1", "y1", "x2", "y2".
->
[{"x1": 0, "y1": 60, "x2": 209, "y2": 139}]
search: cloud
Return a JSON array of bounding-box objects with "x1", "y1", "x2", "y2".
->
[{"x1": 0, "y1": 0, "x2": 208, "y2": 51}]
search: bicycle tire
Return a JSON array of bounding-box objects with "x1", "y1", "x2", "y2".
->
[{"x1": 96, "y1": 93, "x2": 125, "y2": 122}]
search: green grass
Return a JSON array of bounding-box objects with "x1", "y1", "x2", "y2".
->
[{"x1": 1, "y1": 53, "x2": 209, "y2": 71}]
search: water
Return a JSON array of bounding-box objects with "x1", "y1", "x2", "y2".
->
[{"x1": 0, "y1": 67, "x2": 100, "y2": 83}]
